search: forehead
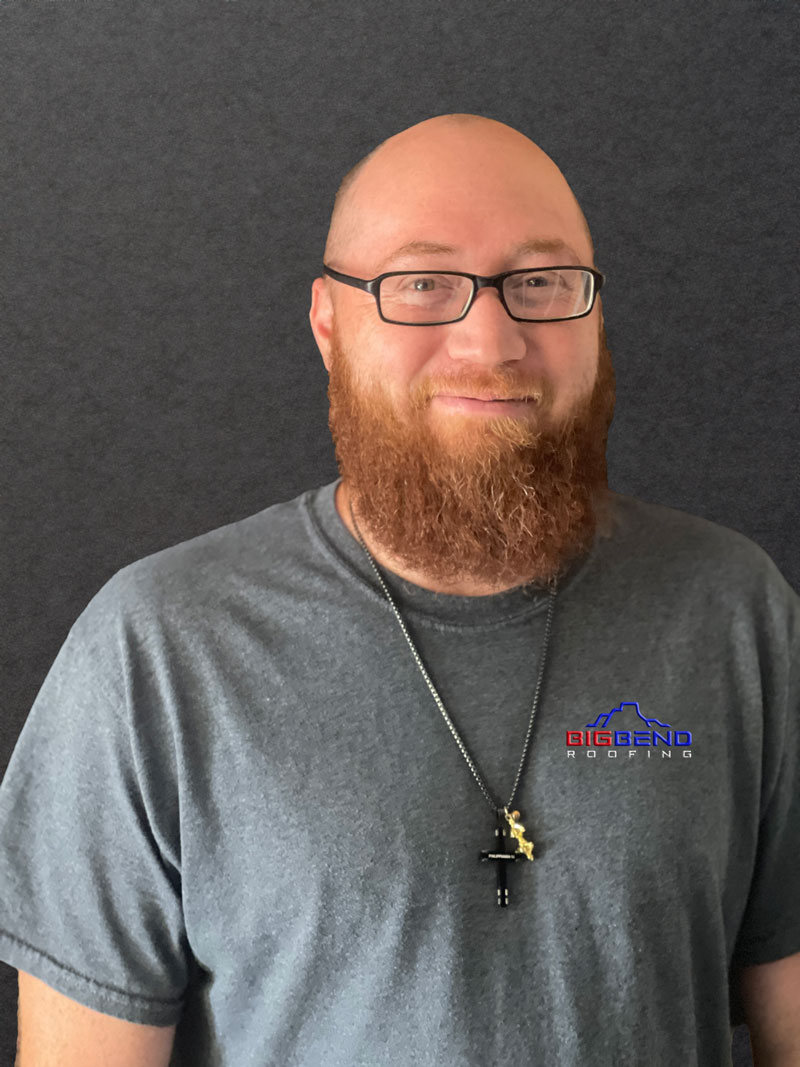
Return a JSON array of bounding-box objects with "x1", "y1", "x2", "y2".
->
[
  {"x1": 375, "y1": 236, "x2": 583, "y2": 273},
  {"x1": 340, "y1": 151, "x2": 589, "y2": 273}
]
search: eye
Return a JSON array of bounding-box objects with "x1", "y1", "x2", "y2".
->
[
  {"x1": 507, "y1": 273, "x2": 547, "y2": 289},
  {"x1": 402, "y1": 275, "x2": 462, "y2": 292}
]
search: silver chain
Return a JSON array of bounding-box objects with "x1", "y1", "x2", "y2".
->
[{"x1": 348, "y1": 495, "x2": 558, "y2": 821}]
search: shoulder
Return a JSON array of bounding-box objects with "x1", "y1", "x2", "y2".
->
[
  {"x1": 602, "y1": 490, "x2": 796, "y2": 604},
  {"x1": 75, "y1": 488, "x2": 315, "y2": 640}
]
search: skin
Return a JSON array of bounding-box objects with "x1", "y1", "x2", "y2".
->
[{"x1": 309, "y1": 114, "x2": 616, "y2": 596}]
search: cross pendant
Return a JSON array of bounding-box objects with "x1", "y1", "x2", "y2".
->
[{"x1": 479, "y1": 820, "x2": 521, "y2": 907}]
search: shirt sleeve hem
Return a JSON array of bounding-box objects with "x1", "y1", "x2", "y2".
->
[
  {"x1": 731, "y1": 925, "x2": 800, "y2": 968},
  {"x1": 0, "y1": 929, "x2": 184, "y2": 1027}
]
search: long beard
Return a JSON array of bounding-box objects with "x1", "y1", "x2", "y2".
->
[{"x1": 326, "y1": 320, "x2": 617, "y2": 592}]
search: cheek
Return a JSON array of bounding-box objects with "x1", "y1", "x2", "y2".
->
[
  {"x1": 559, "y1": 323, "x2": 597, "y2": 379},
  {"x1": 374, "y1": 338, "x2": 438, "y2": 397},
  {"x1": 544, "y1": 330, "x2": 597, "y2": 410}
]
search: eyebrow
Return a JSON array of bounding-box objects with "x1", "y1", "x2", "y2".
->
[{"x1": 376, "y1": 237, "x2": 582, "y2": 272}]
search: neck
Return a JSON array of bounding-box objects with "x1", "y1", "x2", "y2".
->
[{"x1": 335, "y1": 480, "x2": 541, "y2": 597}]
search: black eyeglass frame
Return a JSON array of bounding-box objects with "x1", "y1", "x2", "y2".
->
[{"x1": 321, "y1": 263, "x2": 605, "y2": 325}]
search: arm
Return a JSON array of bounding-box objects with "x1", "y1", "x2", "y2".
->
[
  {"x1": 737, "y1": 951, "x2": 800, "y2": 1066},
  {"x1": 16, "y1": 971, "x2": 177, "y2": 1067}
]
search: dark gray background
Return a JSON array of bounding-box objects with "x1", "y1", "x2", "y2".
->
[{"x1": 1, "y1": 1, "x2": 797, "y2": 1063}]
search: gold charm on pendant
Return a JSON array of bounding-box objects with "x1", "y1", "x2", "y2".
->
[{"x1": 504, "y1": 807, "x2": 534, "y2": 861}]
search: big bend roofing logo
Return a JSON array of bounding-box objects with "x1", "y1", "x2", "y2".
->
[{"x1": 566, "y1": 702, "x2": 693, "y2": 759}]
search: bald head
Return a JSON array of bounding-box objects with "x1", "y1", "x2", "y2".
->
[{"x1": 323, "y1": 113, "x2": 594, "y2": 272}]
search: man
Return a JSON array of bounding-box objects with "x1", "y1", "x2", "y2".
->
[{"x1": 1, "y1": 114, "x2": 798, "y2": 1066}]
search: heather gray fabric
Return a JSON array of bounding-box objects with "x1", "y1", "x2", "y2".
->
[{"x1": 1, "y1": 477, "x2": 798, "y2": 1066}]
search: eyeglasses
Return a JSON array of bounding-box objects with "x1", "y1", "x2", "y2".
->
[{"x1": 322, "y1": 263, "x2": 605, "y2": 326}]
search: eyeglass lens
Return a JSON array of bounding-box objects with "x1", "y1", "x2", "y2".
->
[{"x1": 378, "y1": 269, "x2": 594, "y2": 323}]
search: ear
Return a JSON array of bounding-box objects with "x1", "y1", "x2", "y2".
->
[{"x1": 309, "y1": 276, "x2": 335, "y2": 373}]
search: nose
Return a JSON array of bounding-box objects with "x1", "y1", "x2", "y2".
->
[{"x1": 444, "y1": 285, "x2": 528, "y2": 366}]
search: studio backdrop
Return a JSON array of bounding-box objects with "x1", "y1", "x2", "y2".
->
[{"x1": 1, "y1": 2, "x2": 796, "y2": 1064}]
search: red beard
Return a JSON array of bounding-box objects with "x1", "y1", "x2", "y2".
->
[{"x1": 326, "y1": 319, "x2": 617, "y2": 592}]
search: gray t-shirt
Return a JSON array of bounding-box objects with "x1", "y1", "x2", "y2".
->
[{"x1": 1, "y1": 478, "x2": 798, "y2": 1066}]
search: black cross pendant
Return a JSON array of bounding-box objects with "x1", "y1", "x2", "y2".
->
[{"x1": 480, "y1": 819, "x2": 521, "y2": 907}]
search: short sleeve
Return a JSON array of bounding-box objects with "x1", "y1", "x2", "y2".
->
[
  {"x1": 0, "y1": 572, "x2": 189, "y2": 1025},
  {"x1": 731, "y1": 572, "x2": 800, "y2": 967}
]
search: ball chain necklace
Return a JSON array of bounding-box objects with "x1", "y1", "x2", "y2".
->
[{"x1": 347, "y1": 494, "x2": 558, "y2": 907}]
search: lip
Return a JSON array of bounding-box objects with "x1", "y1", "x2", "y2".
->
[{"x1": 432, "y1": 394, "x2": 539, "y2": 416}]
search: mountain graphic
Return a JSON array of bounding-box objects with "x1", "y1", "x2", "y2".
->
[{"x1": 585, "y1": 702, "x2": 672, "y2": 730}]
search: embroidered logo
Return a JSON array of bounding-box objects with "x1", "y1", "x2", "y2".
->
[{"x1": 565, "y1": 701, "x2": 693, "y2": 758}]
